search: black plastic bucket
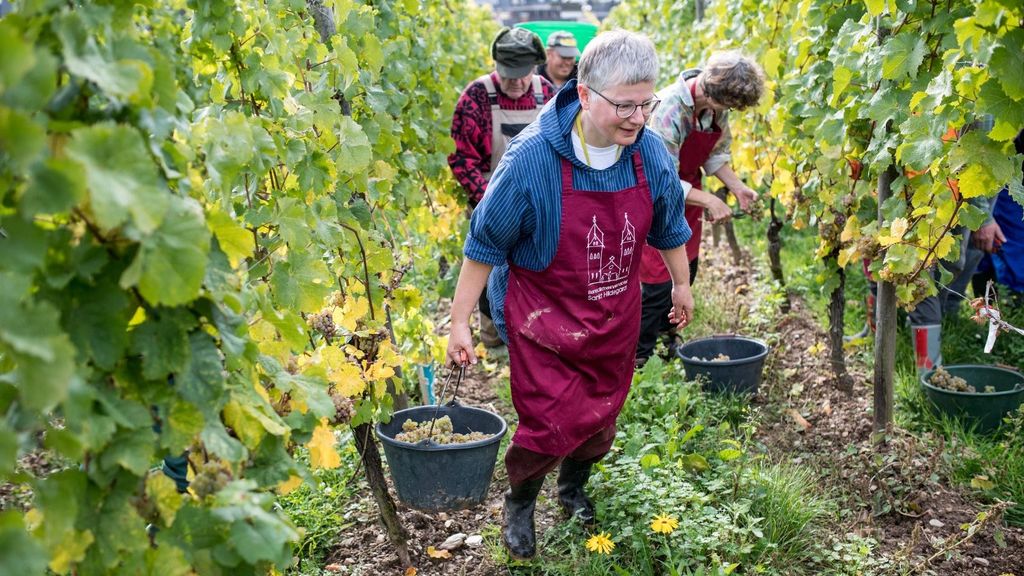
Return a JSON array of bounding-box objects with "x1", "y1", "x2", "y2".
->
[
  {"x1": 920, "y1": 365, "x2": 1024, "y2": 433},
  {"x1": 675, "y1": 335, "x2": 769, "y2": 394},
  {"x1": 376, "y1": 403, "x2": 507, "y2": 512}
]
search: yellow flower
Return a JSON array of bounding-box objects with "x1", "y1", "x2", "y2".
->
[
  {"x1": 585, "y1": 532, "x2": 615, "y2": 555},
  {"x1": 651, "y1": 513, "x2": 679, "y2": 534}
]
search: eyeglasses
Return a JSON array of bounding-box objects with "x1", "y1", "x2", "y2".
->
[
  {"x1": 700, "y1": 77, "x2": 731, "y2": 112},
  {"x1": 588, "y1": 87, "x2": 661, "y2": 119}
]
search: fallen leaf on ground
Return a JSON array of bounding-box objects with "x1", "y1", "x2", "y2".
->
[
  {"x1": 787, "y1": 408, "x2": 812, "y2": 431},
  {"x1": 405, "y1": 567, "x2": 418, "y2": 576},
  {"x1": 426, "y1": 546, "x2": 451, "y2": 559}
]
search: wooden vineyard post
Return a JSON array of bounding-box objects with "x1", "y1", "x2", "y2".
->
[{"x1": 873, "y1": 166, "x2": 898, "y2": 435}]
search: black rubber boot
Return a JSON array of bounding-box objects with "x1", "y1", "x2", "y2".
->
[
  {"x1": 557, "y1": 458, "x2": 596, "y2": 526},
  {"x1": 503, "y1": 477, "x2": 545, "y2": 560}
]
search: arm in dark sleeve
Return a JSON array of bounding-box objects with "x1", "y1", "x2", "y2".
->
[{"x1": 448, "y1": 84, "x2": 491, "y2": 207}]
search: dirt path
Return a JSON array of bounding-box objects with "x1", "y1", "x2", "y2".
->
[{"x1": 335, "y1": 241, "x2": 1024, "y2": 575}]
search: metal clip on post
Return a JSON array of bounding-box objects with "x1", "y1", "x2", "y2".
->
[{"x1": 426, "y1": 363, "x2": 466, "y2": 441}]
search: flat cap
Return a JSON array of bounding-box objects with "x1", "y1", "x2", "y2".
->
[{"x1": 492, "y1": 27, "x2": 546, "y2": 79}]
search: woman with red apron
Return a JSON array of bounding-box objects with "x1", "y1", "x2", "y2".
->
[
  {"x1": 445, "y1": 32, "x2": 695, "y2": 560},
  {"x1": 635, "y1": 55, "x2": 766, "y2": 365}
]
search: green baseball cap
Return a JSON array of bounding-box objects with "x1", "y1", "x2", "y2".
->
[{"x1": 491, "y1": 27, "x2": 546, "y2": 79}]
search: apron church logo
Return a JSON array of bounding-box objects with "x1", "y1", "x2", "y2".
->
[{"x1": 586, "y1": 213, "x2": 636, "y2": 299}]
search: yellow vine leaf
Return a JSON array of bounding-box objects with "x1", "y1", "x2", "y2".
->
[
  {"x1": 763, "y1": 48, "x2": 781, "y2": 78},
  {"x1": 838, "y1": 245, "x2": 860, "y2": 269},
  {"x1": 128, "y1": 306, "x2": 146, "y2": 326},
  {"x1": 815, "y1": 240, "x2": 832, "y2": 260},
  {"x1": 365, "y1": 359, "x2": 395, "y2": 381},
  {"x1": 933, "y1": 234, "x2": 955, "y2": 260},
  {"x1": 321, "y1": 346, "x2": 366, "y2": 397},
  {"x1": 207, "y1": 208, "x2": 255, "y2": 268},
  {"x1": 253, "y1": 377, "x2": 272, "y2": 404},
  {"x1": 223, "y1": 399, "x2": 266, "y2": 448},
  {"x1": 24, "y1": 508, "x2": 42, "y2": 531},
  {"x1": 957, "y1": 164, "x2": 997, "y2": 199},
  {"x1": 840, "y1": 215, "x2": 860, "y2": 242},
  {"x1": 50, "y1": 530, "x2": 95, "y2": 574},
  {"x1": 290, "y1": 397, "x2": 309, "y2": 415},
  {"x1": 277, "y1": 475, "x2": 303, "y2": 495},
  {"x1": 307, "y1": 418, "x2": 341, "y2": 470},
  {"x1": 863, "y1": 0, "x2": 885, "y2": 16},
  {"x1": 335, "y1": 297, "x2": 369, "y2": 332},
  {"x1": 879, "y1": 218, "x2": 909, "y2": 247}
]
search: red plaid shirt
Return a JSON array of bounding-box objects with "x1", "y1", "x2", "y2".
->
[{"x1": 448, "y1": 72, "x2": 556, "y2": 206}]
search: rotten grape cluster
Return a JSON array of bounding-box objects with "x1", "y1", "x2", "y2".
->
[
  {"x1": 308, "y1": 310, "x2": 337, "y2": 340},
  {"x1": 394, "y1": 416, "x2": 491, "y2": 445}
]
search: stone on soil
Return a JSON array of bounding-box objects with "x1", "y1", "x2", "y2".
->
[{"x1": 440, "y1": 532, "x2": 467, "y2": 550}]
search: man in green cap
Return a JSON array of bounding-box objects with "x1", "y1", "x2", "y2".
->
[
  {"x1": 537, "y1": 30, "x2": 579, "y2": 91},
  {"x1": 449, "y1": 27, "x2": 556, "y2": 350}
]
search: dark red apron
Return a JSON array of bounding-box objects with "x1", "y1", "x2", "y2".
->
[
  {"x1": 639, "y1": 79, "x2": 722, "y2": 283},
  {"x1": 504, "y1": 152, "x2": 653, "y2": 456}
]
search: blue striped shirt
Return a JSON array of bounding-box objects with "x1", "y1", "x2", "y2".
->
[{"x1": 465, "y1": 80, "x2": 692, "y2": 342}]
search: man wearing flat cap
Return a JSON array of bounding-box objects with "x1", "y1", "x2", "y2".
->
[
  {"x1": 537, "y1": 30, "x2": 579, "y2": 91},
  {"x1": 449, "y1": 26, "x2": 555, "y2": 349}
]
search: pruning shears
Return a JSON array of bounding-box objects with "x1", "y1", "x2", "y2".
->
[{"x1": 705, "y1": 209, "x2": 751, "y2": 222}]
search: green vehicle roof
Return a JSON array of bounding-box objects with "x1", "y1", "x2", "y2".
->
[{"x1": 514, "y1": 21, "x2": 599, "y2": 55}]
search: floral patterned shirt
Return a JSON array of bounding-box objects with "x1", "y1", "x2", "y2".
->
[{"x1": 649, "y1": 68, "x2": 733, "y2": 180}]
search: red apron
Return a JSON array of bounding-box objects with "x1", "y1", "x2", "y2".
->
[
  {"x1": 504, "y1": 152, "x2": 653, "y2": 456},
  {"x1": 639, "y1": 79, "x2": 722, "y2": 283}
]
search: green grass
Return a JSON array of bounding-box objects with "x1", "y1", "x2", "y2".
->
[
  {"x1": 279, "y1": 430, "x2": 364, "y2": 575},
  {"x1": 748, "y1": 462, "x2": 837, "y2": 566}
]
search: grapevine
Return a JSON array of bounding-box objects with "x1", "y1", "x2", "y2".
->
[{"x1": 0, "y1": 0, "x2": 497, "y2": 571}]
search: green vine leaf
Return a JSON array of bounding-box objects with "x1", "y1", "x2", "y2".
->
[{"x1": 121, "y1": 196, "x2": 210, "y2": 306}]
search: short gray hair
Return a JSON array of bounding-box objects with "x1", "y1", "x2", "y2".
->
[{"x1": 577, "y1": 30, "x2": 658, "y2": 92}]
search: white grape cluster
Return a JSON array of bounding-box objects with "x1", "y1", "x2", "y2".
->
[
  {"x1": 394, "y1": 416, "x2": 491, "y2": 445},
  {"x1": 190, "y1": 460, "x2": 231, "y2": 500},
  {"x1": 693, "y1": 353, "x2": 732, "y2": 363},
  {"x1": 929, "y1": 367, "x2": 995, "y2": 393}
]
